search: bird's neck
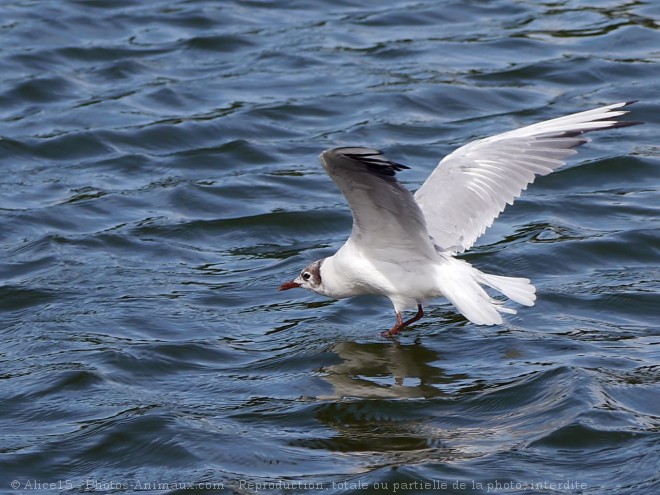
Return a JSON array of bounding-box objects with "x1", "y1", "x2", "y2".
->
[{"x1": 316, "y1": 245, "x2": 368, "y2": 299}]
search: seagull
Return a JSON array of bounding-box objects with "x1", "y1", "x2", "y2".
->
[{"x1": 279, "y1": 102, "x2": 639, "y2": 337}]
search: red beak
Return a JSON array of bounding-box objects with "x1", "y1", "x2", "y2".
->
[{"x1": 279, "y1": 281, "x2": 301, "y2": 291}]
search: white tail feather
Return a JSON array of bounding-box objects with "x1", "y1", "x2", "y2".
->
[
  {"x1": 434, "y1": 257, "x2": 536, "y2": 325},
  {"x1": 476, "y1": 272, "x2": 536, "y2": 307}
]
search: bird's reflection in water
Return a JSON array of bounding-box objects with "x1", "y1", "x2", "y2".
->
[
  {"x1": 299, "y1": 334, "x2": 537, "y2": 467},
  {"x1": 318, "y1": 336, "x2": 469, "y2": 400},
  {"x1": 295, "y1": 336, "x2": 482, "y2": 466}
]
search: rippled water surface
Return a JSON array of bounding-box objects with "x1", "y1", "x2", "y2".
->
[{"x1": 1, "y1": 1, "x2": 659, "y2": 494}]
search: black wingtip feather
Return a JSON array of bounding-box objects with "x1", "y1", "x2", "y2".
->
[
  {"x1": 342, "y1": 150, "x2": 410, "y2": 177},
  {"x1": 555, "y1": 116, "x2": 643, "y2": 140},
  {"x1": 611, "y1": 120, "x2": 644, "y2": 128}
]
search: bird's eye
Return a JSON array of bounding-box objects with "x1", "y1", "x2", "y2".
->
[{"x1": 302, "y1": 272, "x2": 311, "y2": 281}]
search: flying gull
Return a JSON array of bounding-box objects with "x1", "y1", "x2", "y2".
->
[{"x1": 279, "y1": 102, "x2": 639, "y2": 336}]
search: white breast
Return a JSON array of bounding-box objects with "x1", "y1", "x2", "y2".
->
[{"x1": 319, "y1": 239, "x2": 441, "y2": 310}]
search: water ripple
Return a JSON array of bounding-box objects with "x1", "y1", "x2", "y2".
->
[{"x1": 0, "y1": 0, "x2": 658, "y2": 492}]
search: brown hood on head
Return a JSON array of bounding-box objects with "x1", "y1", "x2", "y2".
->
[{"x1": 279, "y1": 259, "x2": 324, "y2": 292}]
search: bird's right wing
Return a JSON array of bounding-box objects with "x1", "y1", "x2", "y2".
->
[
  {"x1": 414, "y1": 102, "x2": 639, "y2": 253},
  {"x1": 320, "y1": 147, "x2": 437, "y2": 262}
]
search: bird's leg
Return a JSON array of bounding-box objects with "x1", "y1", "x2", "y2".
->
[
  {"x1": 382, "y1": 312, "x2": 404, "y2": 337},
  {"x1": 404, "y1": 304, "x2": 424, "y2": 327},
  {"x1": 382, "y1": 305, "x2": 424, "y2": 337}
]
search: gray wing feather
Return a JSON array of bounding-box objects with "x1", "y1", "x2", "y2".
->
[
  {"x1": 414, "y1": 102, "x2": 639, "y2": 253},
  {"x1": 320, "y1": 147, "x2": 437, "y2": 261}
]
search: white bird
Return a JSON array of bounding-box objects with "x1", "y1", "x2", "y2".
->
[{"x1": 279, "y1": 102, "x2": 639, "y2": 337}]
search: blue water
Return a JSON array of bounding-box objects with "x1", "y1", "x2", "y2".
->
[{"x1": 1, "y1": 1, "x2": 659, "y2": 494}]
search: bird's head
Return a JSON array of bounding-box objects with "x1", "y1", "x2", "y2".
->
[{"x1": 279, "y1": 259, "x2": 324, "y2": 294}]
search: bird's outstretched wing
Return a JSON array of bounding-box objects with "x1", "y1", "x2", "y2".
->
[
  {"x1": 414, "y1": 101, "x2": 640, "y2": 253},
  {"x1": 320, "y1": 147, "x2": 437, "y2": 261}
]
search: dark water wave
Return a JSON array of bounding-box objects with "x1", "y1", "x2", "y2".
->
[{"x1": 1, "y1": 0, "x2": 659, "y2": 494}]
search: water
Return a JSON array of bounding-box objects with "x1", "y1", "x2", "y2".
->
[{"x1": 1, "y1": 1, "x2": 659, "y2": 494}]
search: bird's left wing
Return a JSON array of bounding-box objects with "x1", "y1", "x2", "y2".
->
[
  {"x1": 414, "y1": 102, "x2": 640, "y2": 253},
  {"x1": 320, "y1": 147, "x2": 437, "y2": 260}
]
